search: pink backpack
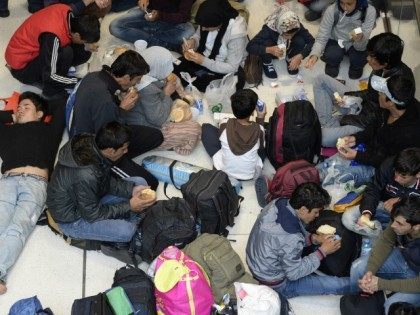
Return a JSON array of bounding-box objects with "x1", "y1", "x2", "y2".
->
[{"x1": 154, "y1": 246, "x2": 214, "y2": 315}]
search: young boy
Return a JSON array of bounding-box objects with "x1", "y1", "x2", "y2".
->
[
  {"x1": 343, "y1": 148, "x2": 420, "y2": 236},
  {"x1": 201, "y1": 89, "x2": 266, "y2": 180}
]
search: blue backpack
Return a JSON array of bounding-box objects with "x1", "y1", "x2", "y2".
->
[{"x1": 9, "y1": 296, "x2": 53, "y2": 315}]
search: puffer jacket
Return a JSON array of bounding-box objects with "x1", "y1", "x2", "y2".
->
[
  {"x1": 246, "y1": 199, "x2": 324, "y2": 283},
  {"x1": 46, "y1": 134, "x2": 133, "y2": 223}
]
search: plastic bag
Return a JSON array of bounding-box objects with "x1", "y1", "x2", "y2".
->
[
  {"x1": 340, "y1": 95, "x2": 363, "y2": 115},
  {"x1": 180, "y1": 72, "x2": 204, "y2": 113},
  {"x1": 205, "y1": 72, "x2": 238, "y2": 112}
]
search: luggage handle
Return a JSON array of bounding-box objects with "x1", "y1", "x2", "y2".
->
[{"x1": 163, "y1": 160, "x2": 182, "y2": 199}]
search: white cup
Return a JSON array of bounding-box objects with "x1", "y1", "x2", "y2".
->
[{"x1": 134, "y1": 40, "x2": 148, "y2": 53}]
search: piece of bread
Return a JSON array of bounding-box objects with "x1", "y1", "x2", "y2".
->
[
  {"x1": 183, "y1": 94, "x2": 195, "y2": 106},
  {"x1": 359, "y1": 215, "x2": 375, "y2": 229},
  {"x1": 167, "y1": 73, "x2": 177, "y2": 82},
  {"x1": 334, "y1": 92, "x2": 343, "y2": 103},
  {"x1": 170, "y1": 99, "x2": 192, "y2": 122},
  {"x1": 139, "y1": 188, "x2": 156, "y2": 200},
  {"x1": 188, "y1": 48, "x2": 195, "y2": 54},
  {"x1": 336, "y1": 138, "x2": 345, "y2": 149},
  {"x1": 317, "y1": 224, "x2": 336, "y2": 235}
]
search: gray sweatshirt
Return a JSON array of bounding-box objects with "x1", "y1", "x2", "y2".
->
[{"x1": 310, "y1": 3, "x2": 377, "y2": 57}]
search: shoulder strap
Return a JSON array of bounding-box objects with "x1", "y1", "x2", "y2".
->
[
  {"x1": 275, "y1": 104, "x2": 286, "y2": 165},
  {"x1": 163, "y1": 160, "x2": 181, "y2": 199},
  {"x1": 332, "y1": 3, "x2": 340, "y2": 28}
]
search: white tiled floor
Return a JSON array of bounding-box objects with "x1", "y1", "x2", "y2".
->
[{"x1": 0, "y1": 0, "x2": 419, "y2": 313}]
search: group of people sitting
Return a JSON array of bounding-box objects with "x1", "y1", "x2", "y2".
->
[{"x1": 0, "y1": 0, "x2": 419, "y2": 313}]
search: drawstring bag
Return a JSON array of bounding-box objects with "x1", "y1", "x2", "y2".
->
[{"x1": 157, "y1": 120, "x2": 202, "y2": 156}]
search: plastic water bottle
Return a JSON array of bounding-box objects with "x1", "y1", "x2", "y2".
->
[{"x1": 360, "y1": 238, "x2": 372, "y2": 257}]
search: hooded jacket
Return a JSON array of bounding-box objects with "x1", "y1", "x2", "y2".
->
[{"x1": 46, "y1": 134, "x2": 133, "y2": 223}]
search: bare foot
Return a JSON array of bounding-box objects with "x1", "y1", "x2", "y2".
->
[{"x1": 0, "y1": 281, "x2": 7, "y2": 295}]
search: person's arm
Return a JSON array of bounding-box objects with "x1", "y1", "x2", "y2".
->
[
  {"x1": 297, "y1": 26, "x2": 315, "y2": 58},
  {"x1": 108, "y1": 176, "x2": 134, "y2": 199},
  {"x1": 69, "y1": 0, "x2": 110, "y2": 15},
  {"x1": 359, "y1": 157, "x2": 394, "y2": 216},
  {"x1": 157, "y1": 0, "x2": 193, "y2": 24},
  {"x1": 377, "y1": 276, "x2": 420, "y2": 293},
  {"x1": 38, "y1": 33, "x2": 78, "y2": 89},
  {"x1": 92, "y1": 100, "x2": 120, "y2": 133},
  {"x1": 354, "y1": 146, "x2": 386, "y2": 168},
  {"x1": 366, "y1": 225, "x2": 397, "y2": 274},
  {"x1": 201, "y1": 36, "x2": 248, "y2": 74},
  {"x1": 352, "y1": 5, "x2": 377, "y2": 51},
  {"x1": 246, "y1": 26, "x2": 278, "y2": 56},
  {"x1": 309, "y1": 5, "x2": 335, "y2": 57},
  {"x1": 139, "y1": 84, "x2": 172, "y2": 128}
]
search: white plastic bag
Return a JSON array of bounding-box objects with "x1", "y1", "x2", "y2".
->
[
  {"x1": 235, "y1": 282, "x2": 282, "y2": 315},
  {"x1": 204, "y1": 72, "x2": 238, "y2": 111}
]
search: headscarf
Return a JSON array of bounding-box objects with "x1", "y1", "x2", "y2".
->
[
  {"x1": 196, "y1": 0, "x2": 238, "y2": 60},
  {"x1": 136, "y1": 46, "x2": 174, "y2": 91},
  {"x1": 265, "y1": 5, "x2": 300, "y2": 35}
]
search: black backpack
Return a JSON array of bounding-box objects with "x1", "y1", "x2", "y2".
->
[
  {"x1": 305, "y1": 210, "x2": 361, "y2": 277},
  {"x1": 181, "y1": 169, "x2": 242, "y2": 236},
  {"x1": 138, "y1": 198, "x2": 197, "y2": 263},
  {"x1": 340, "y1": 292, "x2": 385, "y2": 315},
  {"x1": 265, "y1": 100, "x2": 321, "y2": 169},
  {"x1": 112, "y1": 265, "x2": 156, "y2": 315},
  {"x1": 71, "y1": 293, "x2": 113, "y2": 315}
]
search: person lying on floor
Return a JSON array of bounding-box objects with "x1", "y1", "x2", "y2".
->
[
  {"x1": 69, "y1": 50, "x2": 163, "y2": 189},
  {"x1": 247, "y1": 4, "x2": 314, "y2": 79},
  {"x1": 174, "y1": 0, "x2": 248, "y2": 92},
  {"x1": 4, "y1": 2, "x2": 100, "y2": 100},
  {"x1": 246, "y1": 182, "x2": 352, "y2": 298},
  {"x1": 350, "y1": 196, "x2": 420, "y2": 314},
  {"x1": 317, "y1": 72, "x2": 420, "y2": 187},
  {"x1": 0, "y1": 92, "x2": 65, "y2": 295},
  {"x1": 46, "y1": 121, "x2": 156, "y2": 248},
  {"x1": 342, "y1": 148, "x2": 420, "y2": 236}
]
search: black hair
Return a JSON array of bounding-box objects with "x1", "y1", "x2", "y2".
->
[
  {"x1": 110, "y1": 50, "x2": 150, "y2": 79},
  {"x1": 289, "y1": 183, "x2": 331, "y2": 212},
  {"x1": 386, "y1": 74, "x2": 415, "y2": 107},
  {"x1": 394, "y1": 148, "x2": 420, "y2": 176},
  {"x1": 367, "y1": 33, "x2": 404, "y2": 69},
  {"x1": 391, "y1": 196, "x2": 420, "y2": 226},
  {"x1": 70, "y1": 14, "x2": 100, "y2": 43},
  {"x1": 284, "y1": 27, "x2": 300, "y2": 35},
  {"x1": 19, "y1": 91, "x2": 48, "y2": 120},
  {"x1": 388, "y1": 302, "x2": 420, "y2": 315},
  {"x1": 95, "y1": 121, "x2": 132, "y2": 150},
  {"x1": 231, "y1": 89, "x2": 258, "y2": 119}
]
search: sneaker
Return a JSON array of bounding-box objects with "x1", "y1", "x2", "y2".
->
[
  {"x1": 325, "y1": 64, "x2": 339, "y2": 78},
  {"x1": 263, "y1": 63, "x2": 278, "y2": 79},
  {"x1": 0, "y1": 9, "x2": 10, "y2": 18},
  {"x1": 255, "y1": 175, "x2": 269, "y2": 208},
  {"x1": 304, "y1": 10, "x2": 322, "y2": 21}
]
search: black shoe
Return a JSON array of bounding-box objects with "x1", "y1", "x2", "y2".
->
[
  {"x1": 100, "y1": 243, "x2": 141, "y2": 265},
  {"x1": 0, "y1": 9, "x2": 10, "y2": 17},
  {"x1": 305, "y1": 10, "x2": 322, "y2": 21},
  {"x1": 325, "y1": 64, "x2": 339, "y2": 78},
  {"x1": 349, "y1": 67, "x2": 363, "y2": 79},
  {"x1": 263, "y1": 63, "x2": 278, "y2": 79}
]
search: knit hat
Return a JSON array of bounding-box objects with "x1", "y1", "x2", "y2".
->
[
  {"x1": 265, "y1": 5, "x2": 300, "y2": 34},
  {"x1": 195, "y1": 0, "x2": 238, "y2": 27}
]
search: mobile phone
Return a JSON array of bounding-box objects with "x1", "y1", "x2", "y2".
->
[{"x1": 256, "y1": 99, "x2": 265, "y2": 112}]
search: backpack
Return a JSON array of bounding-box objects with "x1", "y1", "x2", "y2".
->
[
  {"x1": 268, "y1": 159, "x2": 320, "y2": 202},
  {"x1": 331, "y1": 2, "x2": 380, "y2": 28},
  {"x1": 112, "y1": 265, "x2": 156, "y2": 315},
  {"x1": 154, "y1": 246, "x2": 214, "y2": 315},
  {"x1": 181, "y1": 169, "x2": 243, "y2": 236},
  {"x1": 183, "y1": 233, "x2": 258, "y2": 303},
  {"x1": 190, "y1": 0, "x2": 249, "y2": 25},
  {"x1": 138, "y1": 198, "x2": 197, "y2": 263},
  {"x1": 305, "y1": 210, "x2": 361, "y2": 276},
  {"x1": 9, "y1": 296, "x2": 54, "y2": 315},
  {"x1": 71, "y1": 293, "x2": 113, "y2": 315},
  {"x1": 265, "y1": 100, "x2": 322, "y2": 169},
  {"x1": 340, "y1": 291, "x2": 385, "y2": 315},
  {"x1": 65, "y1": 80, "x2": 82, "y2": 137}
]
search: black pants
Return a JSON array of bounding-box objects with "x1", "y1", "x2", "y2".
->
[
  {"x1": 111, "y1": 124, "x2": 164, "y2": 190},
  {"x1": 10, "y1": 42, "x2": 91, "y2": 96},
  {"x1": 173, "y1": 57, "x2": 246, "y2": 92}
]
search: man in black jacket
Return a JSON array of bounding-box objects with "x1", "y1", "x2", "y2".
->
[
  {"x1": 46, "y1": 121, "x2": 156, "y2": 243},
  {"x1": 342, "y1": 148, "x2": 420, "y2": 236}
]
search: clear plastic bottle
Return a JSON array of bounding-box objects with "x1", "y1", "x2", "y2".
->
[{"x1": 360, "y1": 238, "x2": 372, "y2": 257}]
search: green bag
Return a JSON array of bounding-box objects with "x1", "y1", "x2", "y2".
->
[
  {"x1": 105, "y1": 286, "x2": 134, "y2": 315},
  {"x1": 183, "y1": 233, "x2": 258, "y2": 303}
]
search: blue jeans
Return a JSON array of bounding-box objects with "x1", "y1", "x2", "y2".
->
[
  {"x1": 272, "y1": 274, "x2": 351, "y2": 298},
  {"x1": 0, "y1": 174, "x2": 47, "y2": 281},
  {"x1": 109, "y1": 8, "x2": 195, "y2": 52},
  {"x1": 350, "y1": 248, "x2": 420, "y2": 314},
  {"x1": 317, "y1": 154, "x2": 375, "y2": 187},
  {"x1": 313, "y1": 74, "x2": 363, "y2": 147}
]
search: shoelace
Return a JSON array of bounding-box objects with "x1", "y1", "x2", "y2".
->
[{"x1": 266, "y1": 64, "x2": 276, "y2": 73}]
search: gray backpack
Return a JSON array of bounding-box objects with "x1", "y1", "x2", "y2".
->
[{"x1": 183, "y1": 233, "x2": 258, "y2": 303}]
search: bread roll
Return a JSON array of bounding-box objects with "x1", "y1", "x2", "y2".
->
[
  {"x1": 359, "y1": 215, "x2": 375, "y2": 229},
  {"x1": 336, "y1": 138, "x2": 345, "y2": 149},
  {"x1": 167, "y1": 73, "x2": 177, "y2": 82},
  {"x1": 139, "y1": 188, "x2": 156, "y2": 200},
  {"x1": 316, "y1": 224, "x2": 336, "y2": 235},
  {"x1": 334, "y1": 92, "x2": 343, "y2": 103}
]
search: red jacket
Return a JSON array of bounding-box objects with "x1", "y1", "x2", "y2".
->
[{"x1": 5, "y1": 4, "x2": 72, "y2": 70}]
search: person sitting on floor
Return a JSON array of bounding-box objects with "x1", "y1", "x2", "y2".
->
[
  {"x1": 0, "y1": 92, "x2": 65, "y2": 295},
  {"x1": 69, "y1": 50, "x2": 163, "y2": 189},
  {"x1": 313, "y1": 32, "x2": 413, "y2": 147},
  {"x1": 350, "y1": 196, "x2": 420, "y2": 314},
  {"x1": 201, "y1": 89, "x2": 266, "y2": 181},
  {"x1": 305, "y1": 0, "x2": 377, "y2": 79},
  {"x1": 46, "y1": 121, "x2": 156, "y2": 248},
  {"x1": 343, "y1": 148, "x2": 420, "y2": 236},
  {"x1": 109, "y1": 0, "x2": 195, "y2": 52},
  {"x1": 247, "y1": 4, "x2": 314, "y2": 79},
  {"x1": 246, "y1": 182, "x2": 352, "y2": 299},
  {"x1": 174, "y1": 0, "x2": 248, "y2": 92},
  {"x1": 317, "y1": 72, "x2": 420, "y2": 187},
  {"x1": 4, "y1": 3, "x2": 100, "y2": 99}
]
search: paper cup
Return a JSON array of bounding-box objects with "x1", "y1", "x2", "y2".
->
[{"x1": 134, "y1": 40, "x2": 148, "y2": 53}]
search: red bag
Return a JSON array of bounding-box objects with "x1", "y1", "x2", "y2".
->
[{"x1": 268, "y1": 159, "x2": 320, "y2": 201}]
